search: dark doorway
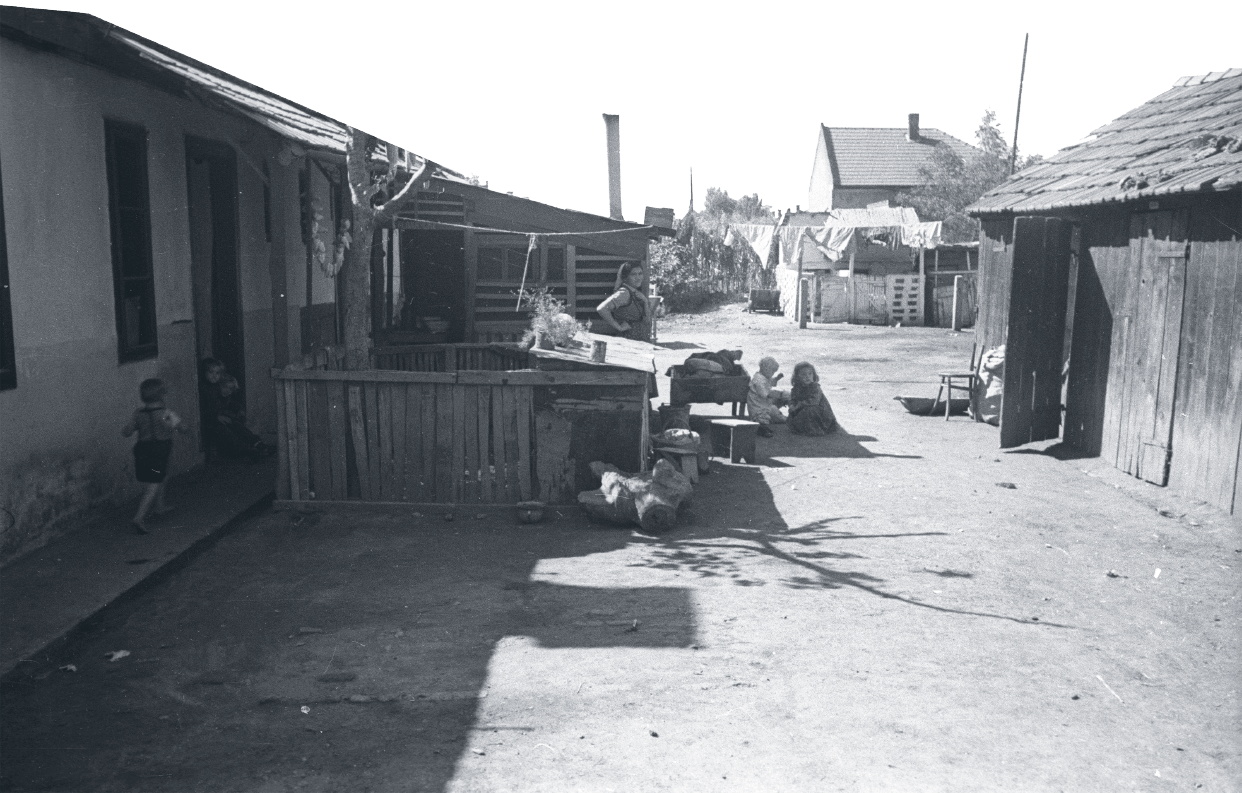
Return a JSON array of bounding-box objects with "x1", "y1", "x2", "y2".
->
[
  {"x1": 186, "y1": 137, "x2": 244, "y2": 423},
  {"x1": 398, "y1": 231, "x2": 466, "y2": 343}
]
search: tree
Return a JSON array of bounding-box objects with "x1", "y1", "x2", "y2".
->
[
  {"x1": 896, "y1": 110, "x2": 1041, "y2": 243},
  {"x1": 341, "y1": 128, "x2": 430, "y2": 370}
]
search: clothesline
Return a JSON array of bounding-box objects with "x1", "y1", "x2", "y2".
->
[{"x1": 396, "y1": 217, "x2": 660, "y2": 237}]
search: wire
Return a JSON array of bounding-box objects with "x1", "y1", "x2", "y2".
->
[{"x1": 395, "y1": 217, "x2": 660, "y2": 237}]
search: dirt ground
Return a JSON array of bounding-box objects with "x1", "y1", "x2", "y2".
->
[{"x1": 2, "y1": 303, "x2": 1239, "y2": 792}]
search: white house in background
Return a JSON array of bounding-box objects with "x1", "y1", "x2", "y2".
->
[{"x1": 808, "y1": 114, "x2": 978, "y2": 210}]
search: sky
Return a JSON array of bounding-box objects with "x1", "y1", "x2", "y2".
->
[{"x1": 38, "y1": 0, "x2": 1242, "y2": 220}]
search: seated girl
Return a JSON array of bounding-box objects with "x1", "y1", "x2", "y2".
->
[{"x1": 788, "y1": 362, "x2": 838, "y2": 437}]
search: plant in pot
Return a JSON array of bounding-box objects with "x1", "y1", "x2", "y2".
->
[{"x1": 518, "y1": 287, "x2": 587, "y2": 349}]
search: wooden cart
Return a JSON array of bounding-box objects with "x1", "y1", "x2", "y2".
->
[{"x1": 748, "y1": 288, "x2": 781, "y2": 314}]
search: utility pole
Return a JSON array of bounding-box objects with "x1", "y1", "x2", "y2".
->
[{"x1": 1010, "y1": 33, "x2": 1029, "y2": 176}]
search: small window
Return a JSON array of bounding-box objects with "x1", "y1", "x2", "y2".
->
[
  {"x1": 105, "y1": 121, "x2": 157, "y2": 362},
  {"x1": 0, "y1": 154, "x2": 14, "y2": 390},
  {"x1": 546, "y1": 247, "x2": 566, "y2": 281},
  {"x1": 478, "y1": 246, "x2": 539, "y2": 282}
]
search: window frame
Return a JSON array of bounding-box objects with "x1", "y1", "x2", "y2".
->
[{"x1": 104, "y1": 119, "x2": 159, "y2": 363}]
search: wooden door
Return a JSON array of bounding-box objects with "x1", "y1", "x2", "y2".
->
[
  {"x1": 1000, "y1": 216, "x2": 1073, "y2": 448},
  {"x1": 1104, "y1": 210, "x2": 1188, "y2": 485}
]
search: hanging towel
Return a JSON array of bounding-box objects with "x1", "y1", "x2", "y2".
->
[
  {"x1": 726, "y1": 224, "x2": 777, "y2": 268},
  {"x1": 899, "y1": 221, "x2": 942, "y2": 249},
  {"x1": 777, "y1": 227, "x2": 811, "y2": 269},
  {"x1": 810, "y1": 225, "x2": 854, "y2": 261}
]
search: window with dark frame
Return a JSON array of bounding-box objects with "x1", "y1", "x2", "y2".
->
[
  {"x1": 0, "y1": 155, "x2": 15, "y2": 390},
  {"x1": 105, "y1": 120, "x2": 158, "y2": 362}
]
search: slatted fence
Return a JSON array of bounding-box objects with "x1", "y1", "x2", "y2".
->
[{"x1": 272, "y1": 368, "x2": 646, "y2": 508}]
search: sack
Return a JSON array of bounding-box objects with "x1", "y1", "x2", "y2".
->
[{"x1": 973, "y1": 345, "x2": 1005, "y2": 426}]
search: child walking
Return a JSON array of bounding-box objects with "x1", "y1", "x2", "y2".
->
[
  {"x1": 747, "y1": 356, "x2": 786, "y2": 437},
  {"x1": 122, "y1": 378, "x2": 184, "y2": 534}
]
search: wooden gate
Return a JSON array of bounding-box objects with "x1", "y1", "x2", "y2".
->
[
  {"x1": 1000, "y1": 217, "x2": 1074, "y2": 448},
  {"x1": 1101, "y1": 210, "x2": 1188, "y2": 485}
]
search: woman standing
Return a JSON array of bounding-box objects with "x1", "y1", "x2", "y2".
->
[{"x1": 595, "y1": 262, "x2": 649, "y2": 340}]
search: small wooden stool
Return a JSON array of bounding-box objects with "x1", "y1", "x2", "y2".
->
[
  {"x1": 710, "y1": 418, "x2": 759, "y2": 464},
  {"x1": 935, "y1": 372, "x2": 976, "y2": 421}
]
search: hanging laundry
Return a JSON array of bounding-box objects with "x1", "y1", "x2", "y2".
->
[
  {"x1": 899, "y1": 221, "x2": 943, "y2": 249},
  {"x1": 777, "y1": 226, "x2": 811, "y2": 267},
  {"x1": 725, "y1": 223, "x2": 777, "y2": 267},
  {"x1": 811, "y1": 225, "x2": 854, "y2": 261}
]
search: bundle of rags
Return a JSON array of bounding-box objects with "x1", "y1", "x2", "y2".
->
[
  {"x1": 679, "y1": 349, "x2": 745, "y2": 378},
  {"x1": 578, "y1": 460, "x2": 693, "y2": 533}
]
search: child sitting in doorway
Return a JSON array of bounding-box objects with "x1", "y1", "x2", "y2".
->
[
  {"x1": 747, "y1": 356, "x2": 787, "y2": 437},
  {"x1": 213, "y1": 374, "x2": 272, "y2": 461}
]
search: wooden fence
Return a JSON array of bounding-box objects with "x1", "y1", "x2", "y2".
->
[
  {"x1": 272, "y1": 368, "x2": 647, "y2": 508},
  {"x1": 370, "y1": 343, "x2": 529, "y2": 372}
]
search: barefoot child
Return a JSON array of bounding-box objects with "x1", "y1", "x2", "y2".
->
[
  {"x1": 747, "y1": 356, "x2": 786, "y2": 437},
  {"x1": 788, "y1": 361, "x2": 838, "y2": 437},
  {"x1": 122, "y1": 378, "x2": 184, "y2": 534}
]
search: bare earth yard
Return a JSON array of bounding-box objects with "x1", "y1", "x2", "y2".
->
[{"x1": 2, "y1": 304, "x2": 1239, "y2": 792}]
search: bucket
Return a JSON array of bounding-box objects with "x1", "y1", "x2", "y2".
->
[
  {"x1": 658, "y1": 404, "x2": 690, "y2": 430},
  {"x1": 591, "y1": 340, "x2": 608, "y2": 362}
]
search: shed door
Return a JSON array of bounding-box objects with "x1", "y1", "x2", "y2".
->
[
  {"x1": 1000, "y1": 216, "x2": 1073, "y2": 448},
  {"x1": 1105, "y1": 210, "x2": 1188, "y2": 485}
]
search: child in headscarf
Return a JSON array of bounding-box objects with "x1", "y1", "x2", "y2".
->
[
  {"x1": 788, "y1": 361, "x2": 838, "y2": 437},
  {"x1": 747, "y1": 356, "x2": 786, "y2": 437}
]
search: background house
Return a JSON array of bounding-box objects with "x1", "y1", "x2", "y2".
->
[
  {"x1": 808, "y1": 114, "x2": 978, "y2": 210},
  {"x1": 970, "y1": 68, "x2": 1241, "y2": 515}
]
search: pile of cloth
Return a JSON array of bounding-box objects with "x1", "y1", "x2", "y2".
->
[{"x1": 672, "y1": 349, "x2": 747, "y2": 379}]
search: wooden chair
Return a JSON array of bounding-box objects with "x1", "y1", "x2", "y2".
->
[{"x1": 934, "y1": 342, "x2": 978, "y2": 422}]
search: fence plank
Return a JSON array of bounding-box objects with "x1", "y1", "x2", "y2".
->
[
  {"x1": 403, "y1": 384, "x2": 422, "y2": 501},
  {"x1": 420, "y1": 384, "x2": 436, "y2": 502},
  {"x1": 391, "y1": 383, "x2": 407, "y2": 501},
  {"x1": 327, "y1": 381, "x2": 348, "y2": 500},
  {"x1": 377, "y1": 385, "x2": 393, "y2": 501},
  {"x1": 516, "y1": 386, "x2": 533, "y2": 501},
  {"x1": 348, "y1": 385, "x2": 372, "y2": 500},
  {"x1": 308, "y1": 381, "x2": 332, "y2": 500},
  {"x1": 435, "y1": 383, "x2": 454, "y2": 501},
  {"x1": 502, "y1": 386, "x2": 520, "y2": 500},
  {"x1": 477, "y1": 387, "x2": 493, "y2": 503},
  {"x1": 282, "y1": 381, "x2": 300, "y2": 500},
  {"x1": 275, "y1": 380, "x2": 290, "y2": 500},
  {"x1": 491, "y1": 385, "x2": 508, "y2": 502},
  {"x1": 364, "y1": 383, "x2": 383, "y2": 498},
  {"x1": 463, "y1": 386, "x2": 479, "y2": 503},
  {"x1": 452, "y1": 384, "x2": 466, "y2": 503},
  {"x1": 294, "y1": 381, "x2": 312, "y2": 500}
]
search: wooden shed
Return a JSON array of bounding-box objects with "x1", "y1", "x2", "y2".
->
[
  {"x1": 970, "y1": 68, "x2": 1242, "y2": 514},
  {"x1": 367, "y1": 180, "x2": 669, "y2": 345}
]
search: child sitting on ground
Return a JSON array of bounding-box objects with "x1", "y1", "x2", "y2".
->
[
  {"x1": 747, "y1": 356, "x2": 786, "y2": 437},
  {"x1": 212, "y1": 374, "x2": 272, "y2": 461},
  {"x1": 122, "y1": 378, "x2": 185, "y2": 534},
  {"x1": 788, "y1": 361, "x2": 838, "y2": 437}
]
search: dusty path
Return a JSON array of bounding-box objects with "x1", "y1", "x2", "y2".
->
[{"x1": 2, "y1": 305, "x2": 1238, "y2": 792}]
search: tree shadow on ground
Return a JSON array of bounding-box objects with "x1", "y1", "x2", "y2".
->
[
  {"x1": 0, "y1": 511, "x2": 695, "y2": 793},
  {"x1": 631, "y1": 463, "x2": 1071, "y2": 629}
]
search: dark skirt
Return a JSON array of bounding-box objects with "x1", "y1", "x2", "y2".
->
[
  {"x1": 133, "y1": 440, "x2": 173, "y2": 483},
  {"x1": 788, "y1": 395, "x2": 838, "y2": 436}
]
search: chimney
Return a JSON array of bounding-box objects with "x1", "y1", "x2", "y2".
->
[
  {"x1": 907, "y1": 113, "x2": 920, "y2": 141},
  {"x1": 603, "y1": 114, "x2": 622, "y2": 220}
]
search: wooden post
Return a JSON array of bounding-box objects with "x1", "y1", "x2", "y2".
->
[
  {"x1": 952, "y1": 275, "x2": 964, "y2": 331},
  {"x1": 918, "y1": 248, "x2": 926, "y2": 327},
  {"x1": 566, "y1": 244, "x2": 577, "y2": 320},
  {"x1": 464, "y1": 229, "x2": 477, "y2": 342},
  {"x1": 847, "y1": 248, "x2": 856, "y2": 324},
  {"x1": 795, "y1": 233, "x2": 806, "y2": 329}
]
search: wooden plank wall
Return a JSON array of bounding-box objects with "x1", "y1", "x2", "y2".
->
[
  {"x1": 976, "y1": 219, "x2": 1015, "y2": 353},
  {"x1": 1169, "y1": 199, "x2": 1242, "y2": 513},
  {"x1": 1064, "y1": 212, "x2": 1130, "y2": 456},
  {"x1": 371, "y1": 344, "x2": 529, "y2": 372}
]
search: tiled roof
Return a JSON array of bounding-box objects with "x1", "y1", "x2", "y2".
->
[
  {"x1": 971, "y1": 69, "x2": 1242, "y2": 215},
  {"x1": 824, "y1": 126, "x2": 979, "y2": 187}
]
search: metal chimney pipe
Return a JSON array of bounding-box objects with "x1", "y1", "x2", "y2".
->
[
  {"x1": 907, "y1": 113, "x2": 920, "y2": 141},
  {"x1": 603, "y1": 114, "x2": 622, "y2": 220}
]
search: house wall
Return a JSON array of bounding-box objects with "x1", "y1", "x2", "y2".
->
[
  {"x1": 807, "y1": 133, "x2": 833, "y2": 212},
  {"x1": 0, "y1": 40, "x2": 292, "y2": 561}
]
